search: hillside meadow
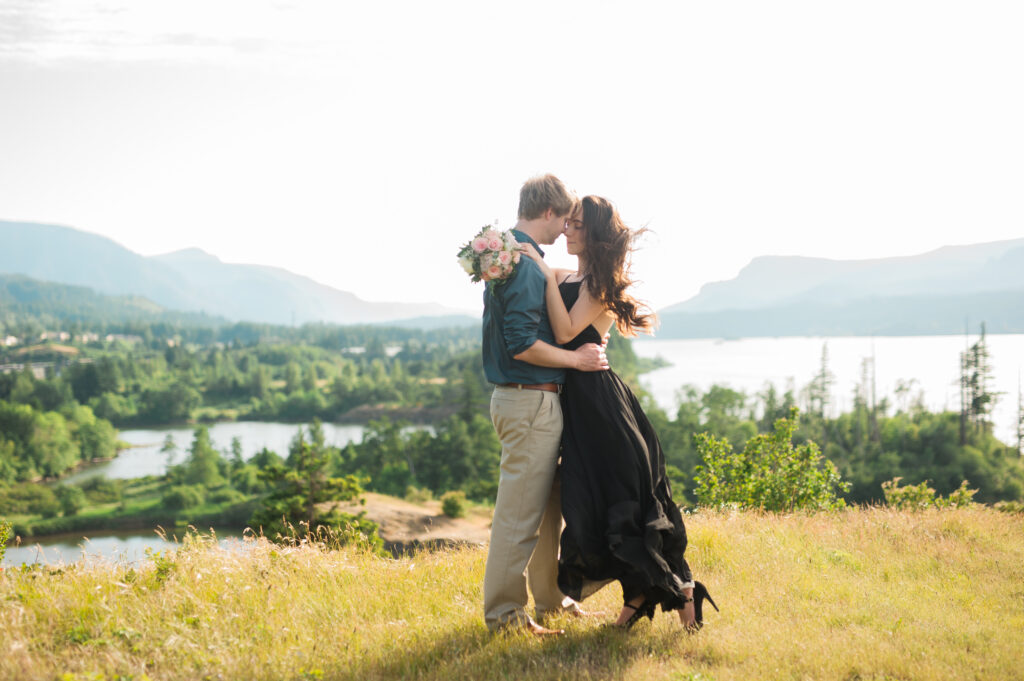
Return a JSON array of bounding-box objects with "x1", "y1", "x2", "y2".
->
[{"x1": 1, "y1": 506, "x2": 1022, "y2": 681}]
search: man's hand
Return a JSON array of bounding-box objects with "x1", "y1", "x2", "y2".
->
[{"x1": 573, "y1": 343, "x2": 609, "y2": 372}]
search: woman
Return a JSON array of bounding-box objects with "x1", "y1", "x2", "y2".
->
[{"x1": 521, "y1": 195, "x2": 716, "y2": 630}]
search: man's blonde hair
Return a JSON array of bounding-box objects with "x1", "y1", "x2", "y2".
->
[{"x1": 518, "y1": 174, "x2": 576, "y2": 220}]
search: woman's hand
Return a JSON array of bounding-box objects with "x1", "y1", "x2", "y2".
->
[{"x1": 519, "y1": 242, "x2": 553, "y2": 278}]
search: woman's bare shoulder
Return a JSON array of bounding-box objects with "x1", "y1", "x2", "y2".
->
[{"x1": 550, "y1": 267, "x2": 575, "y2": 281}]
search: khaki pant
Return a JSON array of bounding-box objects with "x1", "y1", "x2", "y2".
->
[{"x1": 483, "y1": 385, "x2": 569, "y2": 630}]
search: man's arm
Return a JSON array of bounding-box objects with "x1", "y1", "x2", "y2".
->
[
  {"x1": 503, "y1": 261, "x2": 608, "y2": 372},
  {"x1": 514, "y1": 339, "x2": 608, "y2": 372}
]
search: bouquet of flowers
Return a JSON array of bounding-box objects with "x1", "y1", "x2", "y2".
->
[{"x1": 457, "y1": 225, "x2": 522, "y2": 284}]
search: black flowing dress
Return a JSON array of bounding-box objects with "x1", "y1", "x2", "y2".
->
[{"x1": 556, "y1": 279, "x2": 693, "y2": 611}]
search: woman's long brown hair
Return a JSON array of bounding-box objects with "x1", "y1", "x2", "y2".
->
[{"x1": 579, "y1": 195, "x2": 656, "y2": 337}]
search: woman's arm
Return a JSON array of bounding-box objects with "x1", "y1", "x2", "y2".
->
[{"x1": 521, "y1": 244, "x2": 610, "y2": 345}]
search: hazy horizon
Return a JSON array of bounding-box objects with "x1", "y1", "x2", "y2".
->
[
  {"x1": 5, "y1": 217, "x2": 1024, "y2": 316},
  {"x1": 2, "y1": 1, "x2": 1022, "y2": 312}
]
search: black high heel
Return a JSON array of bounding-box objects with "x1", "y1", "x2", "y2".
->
[
  {"x1": 691, "y1": 581, "x2": 719, "y2": 630},
  {"x1": 622, "y1": 598, "x2": 657, "y2": 629}
]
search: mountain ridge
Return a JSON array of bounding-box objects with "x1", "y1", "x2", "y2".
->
[
  {"x1": 0, "y1": 273, "x2": 228, "y2": 328},
  {"x1": 655, "y1": 237, "x2": 1024, "y2": 338},
  {"x1": 0, "y1": 220, "x2": 475, "y2": 328},
  {"x1": 664, "y1": 238, "x2": 1024, "y2": 315}
]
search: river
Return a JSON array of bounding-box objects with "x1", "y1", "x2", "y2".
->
[
  {"x1": 1, "y1": 530, "x2": 247, "y2": 568},
  {"x1": 63, "y1": 420, "x2": 374, "y2": 484},
  {"x1": 633, "y1": 333, "x2": 1024, "y2": 444},
  {"x1": 4, "y1": 421, "x2": 381, "y2": 566}
]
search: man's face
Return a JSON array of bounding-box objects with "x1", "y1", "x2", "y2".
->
[{"x1": 538, "y1": 208, "x2": 567, "y2": 245}]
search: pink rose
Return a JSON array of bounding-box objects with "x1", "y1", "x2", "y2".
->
[
  {"x1": 486, "y1": 264, "x2": 502, "y2": 279},
  {"x1": 488, "y1": 237, "x2": 503, "y2": 250},
  {"x1": 498, "y1": 250, "x2": 512, "y2": 265},
  {"x1": 484, "y1": 229, "x2": 501, "y2": 242},
  {"x1": 472, "y1": 237, "x2": 488, "y2": 253}
]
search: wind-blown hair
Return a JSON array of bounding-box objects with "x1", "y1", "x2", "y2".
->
[{"x1": 579, "y1": 195, "x2": 656, "y2": 337}]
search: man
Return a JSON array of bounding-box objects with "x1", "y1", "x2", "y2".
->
[{"x1": 482, "y1": 174, "x2": 609, "y2": 635}]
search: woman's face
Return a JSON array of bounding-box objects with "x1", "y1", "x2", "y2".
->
[{"x1": 564, "y1": 207, "x2": 586, "y2": 257}]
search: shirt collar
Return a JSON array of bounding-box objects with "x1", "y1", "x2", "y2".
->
[{"x1": 511, "y1": 229, "x2": 545, "y2": 258}]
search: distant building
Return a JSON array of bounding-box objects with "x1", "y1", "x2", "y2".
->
[
  {"x1": 2, "y1": 335, "x2": 18, "y2": 347},
  {"x1": 105, "y1": 334, "x2": 143, "y2": 344},
  {"x1": 0, "y1": 362, "x2": 52, "y2": 379}
]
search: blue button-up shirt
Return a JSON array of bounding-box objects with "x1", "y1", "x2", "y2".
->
[{"x1": 481, "y1": 230, "x2": 565, "y2": 386}]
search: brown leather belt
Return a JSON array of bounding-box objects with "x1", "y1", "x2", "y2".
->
[{"x1": 500, "y1": 382, "x2": 561, "y2": 393}]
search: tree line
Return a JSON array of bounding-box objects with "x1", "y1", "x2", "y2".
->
[
  {"x1": 3, "y1": 321, "x2": 1022, "y2": 536},
  {"x1": 1, "y1": 321, "x2": 483, "y2": 428}
]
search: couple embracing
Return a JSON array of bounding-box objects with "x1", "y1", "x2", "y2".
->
[{"x1": 481, "y1": 174, "x2": 716, "y2": 636}]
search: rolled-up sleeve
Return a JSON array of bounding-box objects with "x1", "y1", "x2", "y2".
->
[{"x1": 502, "y1": 264, "x2": 545, "y2": 356}]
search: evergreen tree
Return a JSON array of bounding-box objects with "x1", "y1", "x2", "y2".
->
[
  {"x1": 284, "y1": 361, "x2": 302, "y2": 393},
  {"x1": 250, "y1": 428, "x2": 380, "y2": 549},
  {"x1": 960, "y1": 323, "x2": 1000, "y2": 440},
  {"x1": 806, "y1": 343, "x2": 835, "y2": 418},
  {"x1": 1017, "y1": 374, "x2": 1023, "y2": 457},
  {"x1": 301, "y1": 364, "x2": 318, "y2": 393},
  {"x1": 160, "y1": 434, "x2": 178, "y2": 467},
  {"x1": 229, "y1": 436, "x2": 245, "y2": 470},
  {"x1": 182, "y1": 426, "x2": 224, "y2": 487}
]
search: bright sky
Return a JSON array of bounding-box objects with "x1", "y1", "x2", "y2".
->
[{"x1": 1, "y1": 0, "x2": 1022, "y2": 314}]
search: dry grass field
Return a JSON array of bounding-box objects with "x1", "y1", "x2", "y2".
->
[{"x1": 2, "y1": 506, "x2": 1022, "y2": 681}]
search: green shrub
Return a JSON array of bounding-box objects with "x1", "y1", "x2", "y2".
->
[
  {"x1": 230, "y1": 464, "x2": 265, "y2": 494},
  {"x1": 995, "y1": 500, "x2": 1024, "y2": 513},
  {"x1": 162, "y1": 485, "x2": 206, "y2": 511},
  {"x1": 80, "y1": 477, "x2": 123, "y2": 504},
  {"x1": 208, "y1": 488, "x2": 246, "y2": 506},
  {"x1": 693, "y1": 407, "x2": 849, "y2": 511},
  {"x1": 440, "y1": 490, "x2": 467, "y2": 518},
  {"x1": 404, "y1": 485, "x2": 433, "y2": 504},
  {"x1": 881, "y1": 477, "x2": 977, "y2": 510},
  {"x1": 942, "y1": 480, "x2": 978, "y2": 508},
  {"x1": 0, "y1": 519, "x2": 10, "y2": 564},
  {"x1": 55, "y1": 485, "x2": 87, "y2": 516},
  {"x1": 0, "y1": 483, "x2": 61, "y2": 517}
]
